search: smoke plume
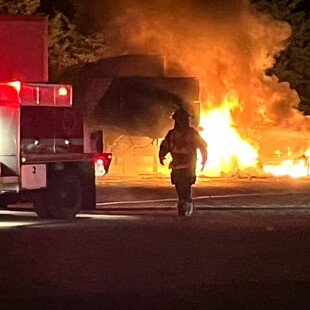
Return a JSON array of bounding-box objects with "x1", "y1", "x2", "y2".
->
[{"x1": 103, "y1": 0, "x2": 309, "y2": 132}]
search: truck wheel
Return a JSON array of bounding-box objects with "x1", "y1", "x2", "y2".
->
[
  {"x1": 48, "y1": 169, "x2": 82, "y2": 219},
  {"x1": 33, "y1": 190, "x2": 51, "y2": 219}
]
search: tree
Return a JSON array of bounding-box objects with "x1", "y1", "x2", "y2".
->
[
  {"x1": 47, "y1": 11, "x2": 106, "y2": 81},
  {"x1": 0, "y1": 0, "x2": 39, "y2": 14}
]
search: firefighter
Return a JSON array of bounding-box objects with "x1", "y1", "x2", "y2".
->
[{"x1": 159, "y1": 108, "x2": 208, "y2": 216}]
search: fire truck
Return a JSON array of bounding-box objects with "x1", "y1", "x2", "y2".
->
[
  {"x1": 0, "y1": 81, "x2": 112, "y2": 218},
  {"x1": 0, "y1": 15, "x2": 112, "y2": 218}
]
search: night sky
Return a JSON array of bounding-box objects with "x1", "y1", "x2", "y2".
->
[
  {"x1": 39, "y1": 0, "x2": 310, "y2": 17},
  {"x1": 39, "y1": 0, "x2": 73, "y2": 17}
]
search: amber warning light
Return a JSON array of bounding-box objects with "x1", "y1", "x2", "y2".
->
[
  {"x1": 55, "y1": 85, "x2": 72, "y2": 106},
  {"x1": 58, "y1": 87, "x2": 68, "y2": 96}
]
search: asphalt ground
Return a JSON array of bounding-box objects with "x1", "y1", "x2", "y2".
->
[
  {"x1": 1, "y1": 207, "x2": 310, "y2": 309},
  {"x1": 1, "y1": 175, "x2": 310, "y2": 309},
  {"x1": 95, "y1": 174, "x2": 310, "y2": 209}
]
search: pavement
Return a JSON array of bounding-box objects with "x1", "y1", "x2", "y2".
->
[
  {"x1": 2, "y1": 174, "x2": 310, "y2": 309},
  {"x1": 95, "y1": 173, "x2": 310, "y2": 208}
]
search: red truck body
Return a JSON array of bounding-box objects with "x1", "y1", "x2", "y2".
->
[
  {"x1": 0, "y1": 15, "x2": 48, "y2": 82},
  {"x1": 0, "y1": 15, "x2": 112, "y2": 219}
]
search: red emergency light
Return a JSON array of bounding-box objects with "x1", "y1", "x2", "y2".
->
[
  {"x1": 19, "y1": 83, "x2": 72, "y2": 106},
  {"x1": 7, "y1": 81, "x2": 21, "y2": 93},
  {"x1": 0, "y1": 81, "x2": 20, "y2": 105},
  {"x1": 94, "y1": 154, "x2": 112, "y2": 176},
  {"x1": 0, "y1": 82, "x2": 73, "y2": 106}
]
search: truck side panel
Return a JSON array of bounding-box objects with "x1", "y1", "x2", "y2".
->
[
  {"x1": 0, "y1": 105, "x2": 19, "y2": 176},
  {"x1": 21, "y1": 106, "x2": 84, "y2": 155}
]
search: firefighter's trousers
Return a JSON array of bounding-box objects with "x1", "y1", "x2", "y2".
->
[{"x1": 171, "y1": 168, "x2": 195, "y2": 216}]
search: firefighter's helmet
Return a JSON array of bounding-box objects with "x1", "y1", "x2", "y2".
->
[{"x1": 172, "y1": 109, "x2": 189, "y2": 121}]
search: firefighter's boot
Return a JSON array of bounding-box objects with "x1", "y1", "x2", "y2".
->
[
  {"x1": 177, "y1": 201, "x2": 185, "y2": 216},
  {"x1": 185, "y1": 202, "x2": 194, "y2": 216}
]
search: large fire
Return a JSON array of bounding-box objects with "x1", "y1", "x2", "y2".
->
[
  {"x1": 198, "y1": 94, "x2": 310, "y2": 178},
  {"x1": 199, "y1": 94, "x2": 257, "y2": 177},
  {"x1": 108, "y1": 0, "x2": 310, "y2": 178},
  {"x1": 157, "y1": 95, "x2": 310, "y2": 179}
]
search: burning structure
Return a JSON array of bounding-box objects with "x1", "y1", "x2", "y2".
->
[
  {"x1": 73, "y1": 54, "x2": 200, "y2": 175},
  {"x1": 75, "y1": 0, "x2": 310, "y2": 178}
]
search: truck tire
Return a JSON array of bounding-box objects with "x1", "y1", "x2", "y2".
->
[
  {"x1": 80, "y1": 165, "x2": 96, "y2": 210},
  {"x1": 33, "y1": 190, "x2": 51, "y2": 219},
  {"x1": 47, "y1": 169, "x2": 82, "y2": 219}
]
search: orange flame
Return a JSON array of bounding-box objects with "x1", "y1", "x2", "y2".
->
[
  {"x1": 158, "y1": 93, "x2": 310, "y2": 178},
  {"x1": 199, "y1": 94, "x2": 258, "y2": 177},
  {"x1": 261, "y1": 145, "x2": 310, "y2": 178},
  {"x1": 262, "y1": 157, "x2": 309, "y2": 178},
  {"x1": 197, "y1": 94, "x2": 310, "y2": 178}
]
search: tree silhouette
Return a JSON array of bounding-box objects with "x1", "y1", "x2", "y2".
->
[
  {"x1": 47, "y1": 11, "x2": 106, "y2": 81},
  {"x1": 0, "y1": 0, "x2": 39, "y2": 14}
]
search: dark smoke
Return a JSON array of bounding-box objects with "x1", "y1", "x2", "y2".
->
[{"x1": 82, "y1": 0, "x2": 310, "y2": 132}]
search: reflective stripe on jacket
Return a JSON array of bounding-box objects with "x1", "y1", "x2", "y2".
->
[{"x1": 159, "y1": 127, "x2": 207, "y2": 170}]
